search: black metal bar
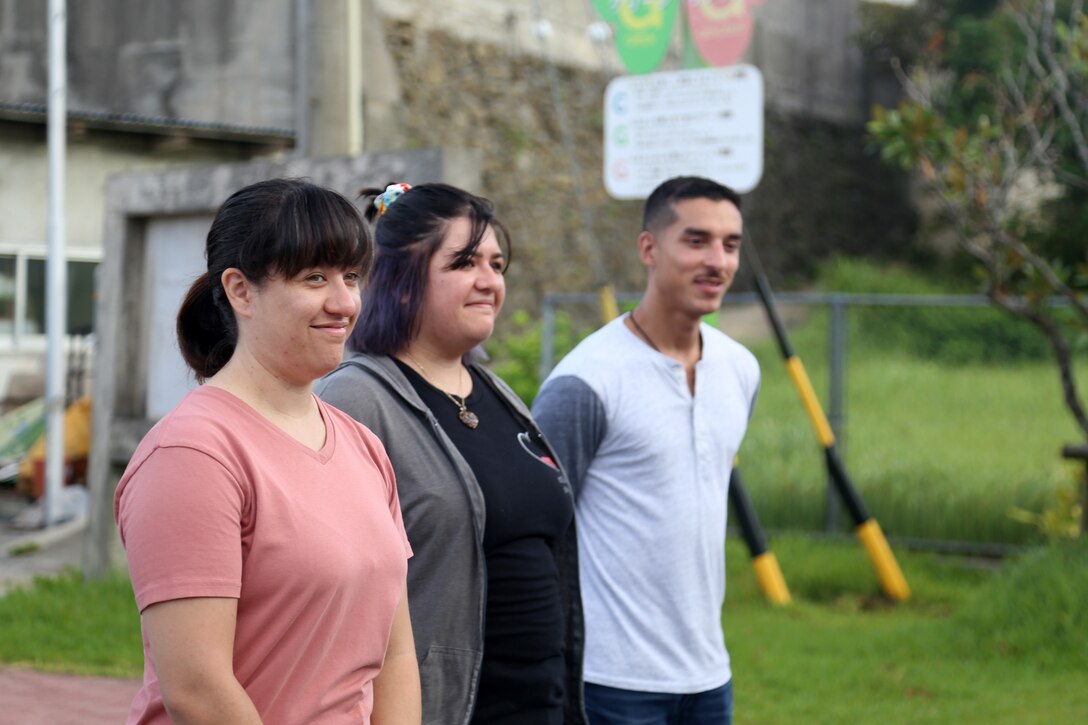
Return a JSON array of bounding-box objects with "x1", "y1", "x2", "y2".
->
[
  {"x1": 825, "y1": 446, "x2": 870, "y2": 524},
  {"x1": 728, "y1": 468, "x2": 768, "y2": 557}
]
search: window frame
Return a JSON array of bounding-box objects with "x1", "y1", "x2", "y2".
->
[{"x1": 0, "y1": 244, "x2": 102, "y2": 351}]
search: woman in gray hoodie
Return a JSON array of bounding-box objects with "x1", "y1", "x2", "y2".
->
[{"x1": 316, "y1": 183, "x2": 585, "y2": 725}]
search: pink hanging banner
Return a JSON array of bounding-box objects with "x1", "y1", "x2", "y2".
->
[{"x1": 685, "y1": 0, "x2": 765, "y2": 68}]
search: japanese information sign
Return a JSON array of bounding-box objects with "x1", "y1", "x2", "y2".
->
[{"x1": 603, "y1": 64, "x2": 764, "y2": 199}]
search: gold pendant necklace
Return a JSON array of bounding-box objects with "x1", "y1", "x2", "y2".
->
[
  {"x1": 405, "y1": 352, "x2": 480, "y2": 429},
  {"x1": 444, "y1": 391, "x2": 480, "y2": 429}
]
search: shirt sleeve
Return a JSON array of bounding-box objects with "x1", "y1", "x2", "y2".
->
[
  {"x1": 117, "y1": 446, "x2": 246, "y2": 612},
  {"x1": 532, "y1": 375, "x2": 607, "y2": 501}
]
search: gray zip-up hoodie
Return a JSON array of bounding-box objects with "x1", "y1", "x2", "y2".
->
[{"x1": 315, "y1": 352, "x2": 586, "y2": 725}]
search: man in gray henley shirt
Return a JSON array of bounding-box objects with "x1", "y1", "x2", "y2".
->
[{"x1": 533, "y1": 176, "x2": 760, "y2": 725}]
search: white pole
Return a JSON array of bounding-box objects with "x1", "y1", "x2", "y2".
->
[{"x1": 44, "y1": 0, "x2": 68, "y2": 527}]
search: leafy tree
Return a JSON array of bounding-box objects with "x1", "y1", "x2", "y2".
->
[{"x1": 866, "y1": 0, "x2": 1088, "y2": 443}]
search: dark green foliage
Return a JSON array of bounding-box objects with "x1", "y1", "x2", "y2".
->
[
  {"x1": 744, "y1": 112, "x2": 919, "y2": 287},
  {"x1": 1028, "y1": 188, "x2": 1088, "y2": 270},
  {"x1": 863, "y1": 0, "x2": 1087, "y2": 272},
  {"x1": 859, "y1": 306, "x2": 1050, "y2": 364}
]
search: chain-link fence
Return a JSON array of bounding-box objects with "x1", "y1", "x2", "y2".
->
[{"x1": 536, "y1": 292, "x2": 1080, "y2": 555}]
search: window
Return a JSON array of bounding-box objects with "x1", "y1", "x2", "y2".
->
[
  {"x1": 0, "y1": 251, "x2": 100, "y2": 346},
  {"x1": 0, "y1": 256, "x2": 14, "y2": 337}
]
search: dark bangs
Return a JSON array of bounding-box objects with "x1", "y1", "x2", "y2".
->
[
  {"x1": 446, "y1": 200, "x2": 512, "y2": 271},
  {"x1": 236, "y1": 180, "x2": 372, "y2": 282}
]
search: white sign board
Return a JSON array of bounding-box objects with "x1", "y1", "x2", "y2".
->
[{"x1": 604, "y1": 65, "x2": 764, "y2": 199}]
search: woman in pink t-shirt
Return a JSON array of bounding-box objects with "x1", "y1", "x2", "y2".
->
[{"x1": 115, "y1": 179, "x2": 421, "y2": 724}]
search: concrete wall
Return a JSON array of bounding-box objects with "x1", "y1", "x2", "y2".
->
[
  {"x1": 0, "y1": 0, "x2": 296, "y2": 129},
  {"x1": 373, "y1": 0, "x2": 879, "y2": 125},
  {"x1": 0, "y1": 126, "x2": 261, "y2": 254},
  {"x1": 0, "y1": 0, "x2": 882, "y2": 132}
]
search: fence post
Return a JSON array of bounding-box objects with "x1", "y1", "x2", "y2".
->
[
  {"x1": 539, "y1": 295, "x2": 557, "y2": 385},
  {"x1": 825, "y1": 294, "x2": 847, "y2": 532},
  {"x1": 1060, "y1": 443, "x2": 1088, "y2": 537}
]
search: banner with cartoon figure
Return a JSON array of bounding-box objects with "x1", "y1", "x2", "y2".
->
[
  {"x1": 595, "y1": 0, "x2": 769, "y2": 72},
  {"x1": 686, "y1": 0, "x2": 765, "y2": 67}
]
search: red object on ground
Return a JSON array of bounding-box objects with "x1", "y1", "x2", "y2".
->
[{"x1": 29, "y1": 458, "x2": 87, "y2": 500}]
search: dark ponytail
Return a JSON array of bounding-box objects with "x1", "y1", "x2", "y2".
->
[
  {"x1": 176, "y1": 178, "x2": 371, "y2": 382},
  {"x1": 176, "y1": 272, "x2": 239, "y2": 382}
]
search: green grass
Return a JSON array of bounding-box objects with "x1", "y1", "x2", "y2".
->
[
  {"x1": 0, "y1": 569, "x2": 142, "y2": 677},
  {"x1": 734, "y1": 302, "x2": 1082, "y2": 545},
  {"x1": 725, "y1": 535, "x2": 1088, "y2": 724}
]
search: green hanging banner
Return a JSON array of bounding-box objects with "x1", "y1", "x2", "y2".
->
[
  {"x1": 596, "y1": 1, "x2": 679, "y2": 75},
  {"x1": 592, "y1": 0, "x2": 618, "y2": 22}
]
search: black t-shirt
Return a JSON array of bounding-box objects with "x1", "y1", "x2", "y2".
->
[{"x1": 395, "y1": 360, "x2": 574, "y2": 725}]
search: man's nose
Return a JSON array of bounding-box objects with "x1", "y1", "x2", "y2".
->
[{"x1": 705, "y1": 241, "x2": 729, "y2": 269}]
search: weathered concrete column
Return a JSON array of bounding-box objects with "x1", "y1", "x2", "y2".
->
[
  {"x1": 308, "y1": 0, "x2": 364, "y2": 156},
  {"x1": 358, "y1": 0, "x2": 403, "y2": 152}
]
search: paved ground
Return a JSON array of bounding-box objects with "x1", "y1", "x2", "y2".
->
[
  {"x1": 0, "y1": 491, "x2": 141, "y2": 723},
  {"x1": 0, "y1": 667, "x2": 139, "y2": 724}
]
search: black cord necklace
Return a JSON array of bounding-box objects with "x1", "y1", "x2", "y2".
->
[{"x1": 629, "y1": 309, "x2": 662, "y2": 353}]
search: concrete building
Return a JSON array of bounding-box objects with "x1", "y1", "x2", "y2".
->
[{"x1": 0, "y1": 0, "x2": 901, "y2": 405}]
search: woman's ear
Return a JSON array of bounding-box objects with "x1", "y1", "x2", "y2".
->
[{"x1": 220, "y1": 268, "x2": 255, "y2": 318}]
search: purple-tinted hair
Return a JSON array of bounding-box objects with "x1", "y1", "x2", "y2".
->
[{"x1": 350, "y1": 183, "x2": 511, "y2": 355}]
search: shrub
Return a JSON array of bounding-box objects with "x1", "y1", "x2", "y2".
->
[{"x1": 486, "y1": 310, "x2": 593, "y2": 405}]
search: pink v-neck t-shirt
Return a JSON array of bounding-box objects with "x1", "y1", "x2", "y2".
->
[{"x1": 116, "y1": 385, "x2": 412, "y2": 724}]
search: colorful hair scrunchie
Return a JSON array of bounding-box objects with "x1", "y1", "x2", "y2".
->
[{"x1": 374, "y1": 182, "x2": 412, "y2": 216}]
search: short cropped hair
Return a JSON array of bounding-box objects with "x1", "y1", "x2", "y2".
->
[{"x1": 642, "y1": 176, "x2": 742, "y2": 233}]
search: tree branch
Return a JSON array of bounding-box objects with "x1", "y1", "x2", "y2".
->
[{"x1": 990, "y1": 288, "x2": 1088, "y2": 440}]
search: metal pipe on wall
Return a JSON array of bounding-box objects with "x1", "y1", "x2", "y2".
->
[{"x1": 295, "y1": 0, "x2": 311, "y2": 158}]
